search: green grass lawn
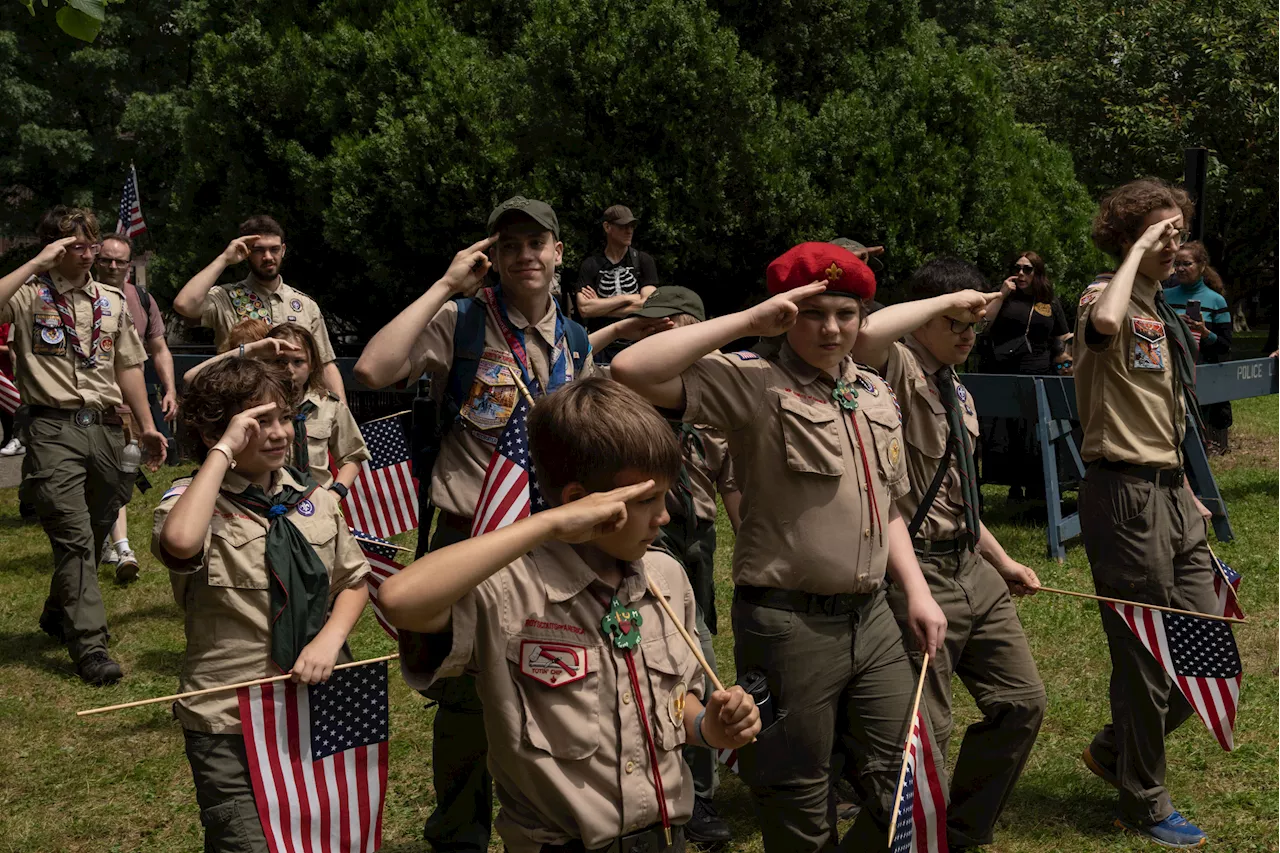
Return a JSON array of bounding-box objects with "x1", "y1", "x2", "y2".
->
[{"x1": 0, "y1": 396, "x2": 1275, "y2": 852}]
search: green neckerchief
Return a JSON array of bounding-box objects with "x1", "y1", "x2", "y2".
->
[
  {"x1": 936, "y1": 367, "x2": 981, "y2": 550},
  {"x1": 292, "y1": 398, "x2": 319, "y2": 471},
  {"x1": 1153, "y1": 287, "x2": 1207, "y2": 440},
  {"x1": 222, "y1": 468, "x2": 330, "y2": 672}
]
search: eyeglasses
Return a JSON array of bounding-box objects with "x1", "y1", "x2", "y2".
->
[
  {"x1": 1055, "y1": 360, "x2": 1073, "y2": 371},
  {"x1": 1012, "y1": 263, "x2": 1034, "y2": 274},
  {"x1": 98, "y1": 257, "x2": 131, "y2": 268},
  {"x1": 948, "y1": 319, "x2": 980, "y2": 334},
  {"x1": 68, "y1": 243, "x2": 99, "y2": 256}
]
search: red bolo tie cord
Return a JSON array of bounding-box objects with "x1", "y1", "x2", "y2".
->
[
  {"x1": 847, "y1": 412, "x2": 883, "y2": 547},
  {"x1": 623, "y1": 649, "x2": 672, "y2": 843}
]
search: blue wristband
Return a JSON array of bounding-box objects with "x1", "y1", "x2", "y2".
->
[{"x1": 693, "y1": 708, "x2": 710, "y2": 748}]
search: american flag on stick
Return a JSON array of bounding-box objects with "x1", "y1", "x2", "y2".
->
[
  {"x1": 115, "y1": 164, "x2": 147, "y2": 238},
  {"x1": 1211, "y1": 551, "x2": 1244, "y2": 620},
  {"x1": 238, "y1": 660, "x2": 390, "y2": 853},
  {"x1": 0, "y1": 372, "x2": 19, "y2": 415},
  {"x1": 889, "y1": 710, "x2": 948, "y2": 853},
  {"x1": 348, "y1": 415, "x2": 418, "y2": 540},
  {"x1": 471, "y1": 396, "x2": 545, "y2": 536},
  {"x1": 352, "y1": 530, "x2": 404, "y2": 641},
  {"x1": 1107, "y1": 602, "x2": 1243, "y2": 751}
]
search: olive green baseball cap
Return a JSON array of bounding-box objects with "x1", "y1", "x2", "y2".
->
[
  {"x1": 487, "y1": 196, "x2": 560, "y2": 237},
  {"x1": 635, "y1": 286, "x2": 705, "y2": 322},
  {"x1": 829, "y1": 237, "x2": 884, "y2": 272}
]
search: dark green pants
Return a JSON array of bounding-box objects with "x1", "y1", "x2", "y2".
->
[
  {"x1": 22, "y1": 414, "x2": 133, "y2": 661},
  {"x1": 184, "y1": 730, "x2": 270, "y2": 853},
  {"x1": 422, "y1": 521, "x2": 492, "y2": 853},
  {"x1": 1080, "y1": 467, "x2": 1218, "y2": 825},
  {"x1": 733, "y1": 590, "x2": 928, "y2": 853},
  {"x1": 888, "y1": 549, "x2": 1045, "y2": 847}
]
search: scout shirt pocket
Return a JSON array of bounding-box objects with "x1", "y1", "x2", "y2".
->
[
  {"x1": 862, "y1": 399, "x2": 908, "y2": 494},
  {"x1": 207, "y1": 516, "x2": 270, "y2": 593},
  {"x1": 639, "y1": 638, "x2": 696, "y2": 751},
  {"x1": 507, "y1": 636, "x2": 602, "y2": 760},
  {"x1": 776, "y1": 393, "x2": 843, "y2": 476},
  {"x1": 291, "y1": 504, "x2": 340, "y2": 575},
  {"x1": 1130, "y1": 317, "x2": 1167, "y2": 371},
  {"x1": 459, "y1": 348, "x2": 520, "y2": 435},
  {"x1": 303, "y1": 414, "x2": 333, "y2": 471},
  {"x1": 30, "y1": 310, "x2": 66, "y2": 357}
]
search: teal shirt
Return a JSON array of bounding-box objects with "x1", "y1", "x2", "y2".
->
[{"x1": 1164, "y1": 279, "x2": 1228, "y2": 345}]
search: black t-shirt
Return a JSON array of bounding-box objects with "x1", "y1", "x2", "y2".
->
[
  {"x1": 985, "y1": 291, "x2": 1069, "y2": 375},
  {"x1": 574, "y1": 248, "x2": 659, "y2": 331}
]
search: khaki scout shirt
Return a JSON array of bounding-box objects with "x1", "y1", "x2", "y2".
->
[
  {"x1": 298, "y1": 388, "x2": 371, "y2": 488},
  {"x1": 681, "y1": 343, "x2": 910, "y2": 594},
  {"x1": 404, "y1": 297, "x2": 594, "y2": 518},
  {"x1": 0, "y1": 273, "x2": 146, "y2": 410},
  {"x1": 202, "y1": 276, "x2": 336, "y2": 363},
  {"x1": 151, "y1": 468, "x2": 370, "y2": 734},
  {"x1": 400, "y1": 543, "x2": 703, "y2": 853},
  {"x1": 882, "y1": 339, "x2": 980, "y2": 542},
  {"x1": 1075, "y1": 276, "x2": 1185, "y2": 468},
  {"x1": 679, "y1": 425, "x2": 737, "y2": 524}
]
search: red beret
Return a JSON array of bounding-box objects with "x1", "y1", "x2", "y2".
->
[{"x1": 766, "y1": 242, "x2": 876, "y2": 300}]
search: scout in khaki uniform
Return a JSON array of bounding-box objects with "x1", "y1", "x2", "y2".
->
[
  {"x1": 0, "y1": 207, "x2": 167, "y2": 685},
  {"x1": 355, "y1": 197, "x2": 596, "y2": 852},
  {"x1": 1074, "y1": 179, "x2": 1218, "y2": 850},
  {"x1": 639, "y1": 286, "x2": 743, "y2": 845},
  {"x1": 264, "y1": 322, "x2": 370, "y2": 494},
  {"x1": 173, "y1": 214, "x2": 347, "y2": 403},
  {"x1": 381, "y1": 378, "x2": 760, "y2": 853},
  {"x1": 613, "y1": 243, "x2": 949, "y2": 853},
  {"x1": 852, "y1": 258, "x2": 1046, "y2": 850},
  {"x1": 153, "y1": 357, "x2": 369, "y2": 853}
]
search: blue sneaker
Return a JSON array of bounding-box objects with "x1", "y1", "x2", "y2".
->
[{"x1": 1116, "y1": 811, "x2": 1207, "y2": 848}]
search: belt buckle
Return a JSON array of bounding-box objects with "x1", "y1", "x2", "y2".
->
[{"x1": 74, "y1": 408, "x2": 94, "y2": 428}]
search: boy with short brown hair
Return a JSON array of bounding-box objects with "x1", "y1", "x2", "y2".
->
[{"x1": 381, "y1": 377, "x2": 760, "y2": 853}]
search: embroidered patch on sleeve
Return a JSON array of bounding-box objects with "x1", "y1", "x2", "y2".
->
[{"x1": 730, "y1": 351, "x2": 760, "y2": 361}]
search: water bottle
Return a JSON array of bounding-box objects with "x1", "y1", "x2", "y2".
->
[{"x1": 121, "y1": 439, "x2": 142, "y2": 475}]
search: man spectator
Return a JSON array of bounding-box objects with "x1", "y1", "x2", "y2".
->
[
  {"x1": 94, "y1": 234, "x2": 177, "y2": 581},
  {"x1": 172, "y1": 215, "x2": 347, "y2": 403},
  {"x1": 573, "y1": 204, "x2": 658, "y2": 363}
]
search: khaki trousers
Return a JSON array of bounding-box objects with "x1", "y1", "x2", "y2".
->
[
  {"x1": 887, "y1": 548, "x2": 1045, "y2": 847},
  {"x1": 1080, "y1": 466, "x2": 1217, "y2": 824}
]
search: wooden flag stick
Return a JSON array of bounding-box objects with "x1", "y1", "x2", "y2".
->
[
  {"x1": 360, "y1": 409, "x2": 411, "y2": 426},
  {"x1": 77, "y1": 654, "x2": 401, "y2": 718},
  {"x1": 888, "y1": 652, "x2": 930, "y2": 847},
  {"x1": 1036, "y1": 586, "x2": 1247, "y2": 625},
  {"x1": 645, "y1": 578, "x2": 725, "y2": 693},
  {"x1": 350, "y1": 532, "x2": 414, "y2": 554},
  {"x1": 508, "y1": 368, "x2": 537, "y2": 409}
]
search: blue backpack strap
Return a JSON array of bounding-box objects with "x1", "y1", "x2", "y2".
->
[
  {"x1": 444, "y1": 296, "x2": 488, "y2": 422},
  {"x1": 564, "y1": 317, "x2": 591, "y2": 372}
]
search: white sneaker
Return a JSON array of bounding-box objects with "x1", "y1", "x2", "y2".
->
[
  {"x1": 0, "y1": 438, "x2": 23, "y2": 456},
  {"x1": 115, "y1": 547, "x2": 140, "y2": 584},
  {"x1": 101, "y1": 537, "x2": 118, "y2": 566}
]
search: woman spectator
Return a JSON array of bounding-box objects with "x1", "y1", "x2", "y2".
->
[
  {"x1": 1166, "y1": 241, "x2": 1233, "y2": 454},
  {"x1": 980, "y1": 251, "x2": 1070, "y2": 503}
]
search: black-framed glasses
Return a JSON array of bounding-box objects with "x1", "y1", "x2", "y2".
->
[
  {"x1": 1012, "y1": 263, "x2": 1034, "y2": 274},
  {"x1": 949, "y1": 319, "x2": 979, "y2": 334}
]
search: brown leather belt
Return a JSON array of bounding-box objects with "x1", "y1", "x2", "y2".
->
[
  {"x1": 540, "y1": 825, "x2": 685, "y2": 852},
  {"x1": 1089, "y1": 459, "x2": 1184, "y2": 488},
  {"x1": 28, "y1": 405, "x2": 123, "y2": 427},
  {"x1": 735, "y1": 584, "x2": 875, "y2": 616}
]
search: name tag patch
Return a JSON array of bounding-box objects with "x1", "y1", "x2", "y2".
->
[
  {"x1": 520, "y1": 640, "x2": 587, "y2": 687},
  {"x1": 1132, "y1": 317, "x2": 1166, "y2": 371}
]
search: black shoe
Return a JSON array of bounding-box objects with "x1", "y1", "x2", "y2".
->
[
  {"x1": 76, "y1": 651, "x2": 123, "y2": 686},
  {"x1": 38, "y1": 607, "x2": 64, "y2": 643},
  {"x1": 686, "y1": 796, "x2": 732, "y2": 845}
]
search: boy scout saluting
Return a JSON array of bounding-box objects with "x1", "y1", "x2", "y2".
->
[
  {"x1": 173, "y1": 215, "x2": 348, "y2": 404},
  {"x1": 1075, "y1": 179, "x2": 1218, "y2": 850},
  {"x1": 613, "y1": 243, "x2": 948, "y2": 853},
  {"x1": 355, "y1": 197, "x2": 595, "y2": 853},
  {"x1": 852, "y1": 258, "x2": 1046, "y2": 851},
  {"x1": 380, "y1": 378, "x2": 760, "y2": 853},
  {"x1": 0, "y1": 207, "x2": 166, "y2": 685}
]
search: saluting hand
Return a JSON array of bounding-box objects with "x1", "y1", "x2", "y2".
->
[
  {"x1": 548, "y1": 480, "x2": 658, "y2": 544},
  {"x1": 1131, "y1": 215, "x2": 1183, "y2": 257},
  {"x1": 701, "y1": 686, "x2": 762, "y2": 749},
  {"x1": 31, "y1": 236, "x2": 78, "y2": 273},
  {"x1": 244, "y1": 338, "x2": 305, "y2": 360},
  {"x1": 944, "y1": 289, "x2": 1002, "y2": 325},
  {"x1": 221, "y1": 235, "x2": 260, "y2": 266},
  {"x1": 745, "y1": 282, "x2": 829, "y2": 337},
  {"x1": 215, "y1": 401, "x2": 278, "y2": 457},
  {"x1": 441, "y1": 235, "x2": 498, "y2": 297},
  {"x1": 614, "y1": 316, "x2": 675, "y2": 340}
]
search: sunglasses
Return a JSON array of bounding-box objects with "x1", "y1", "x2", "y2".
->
[
  {"x1": 1012, "y1": 263, "x2": 1034, "y2": 274},
  {"x1": 1055, "y1": 360, "x2": 1073, "y2": 371}
]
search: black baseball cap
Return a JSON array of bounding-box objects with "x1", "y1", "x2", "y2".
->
[
  {"x1": 635, "y1": 286, "x2": 705, "y2": 322},
  {"x1": 488, "y1": 196, "x2": 560, "y2": 237}
]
